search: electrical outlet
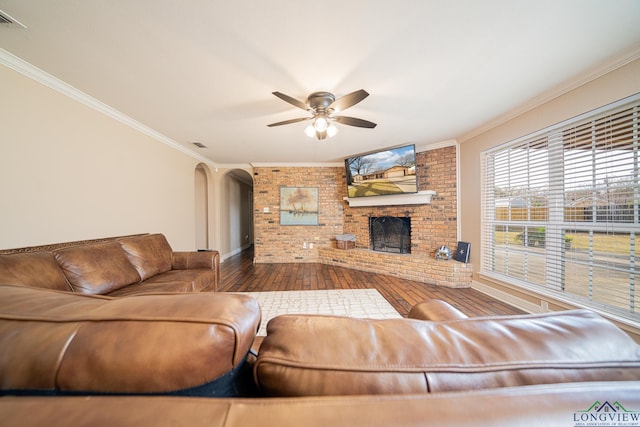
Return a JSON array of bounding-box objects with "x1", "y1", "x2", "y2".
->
[{"x1": 309, "y1": 243, "x2": 314, "y2": 249}]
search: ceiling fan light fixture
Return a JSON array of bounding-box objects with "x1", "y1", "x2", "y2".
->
[
  {"x1": 304, "y1": 124, "x2": 316, "y2": 138},
  {"x1": 305, "y1": 122, "x2": 338, "y2": 140},
  {"x1": 327, "y1": 123, "x2": 338, "y2": 138},
  {"x1": 313, "y1": 115, "x2": 329, "y2": 132}
]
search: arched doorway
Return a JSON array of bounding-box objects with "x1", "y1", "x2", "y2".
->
[{"x1": 194, "y1": 164, "x2": 209, "y2": 250}]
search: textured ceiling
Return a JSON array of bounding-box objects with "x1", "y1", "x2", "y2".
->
[{"x1": 1, "y1": 0, "x2": 640, "y2": 165}]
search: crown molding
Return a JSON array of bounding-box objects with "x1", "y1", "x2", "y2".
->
[
  {"x1": 458, "y1": 47, "x2": 640, "y2": 143},
  {"x1": 213, "y1": 163, "x2": 254, "y2": 170},
  {"x1": 250, "y1": 162, "x2": 344, "y2": 168},
  {"x1": 416, "y1": 139, "x2": 458, "y2": 152},
  {"x1": 0, "y1": 48, "x2": 212, "y2": 165},
  {"x1": 248, "y1": 140, "x2": 459, "y2": 168}
]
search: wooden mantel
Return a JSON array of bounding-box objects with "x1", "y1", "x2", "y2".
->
[{"x1": 343, "y1": 190, "x2": 436, "y2": 207}]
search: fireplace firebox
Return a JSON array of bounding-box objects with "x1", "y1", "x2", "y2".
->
[{"x1": 369, "y1": 216, "x2": 411, "y2": 254}]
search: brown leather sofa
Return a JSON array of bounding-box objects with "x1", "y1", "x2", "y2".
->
[
  {"x1": 0, "y1": 233, "x2": 220, "y2": 295},
  {"x1": 0, "y1": 233, "x2": 258, "y2": 397}
]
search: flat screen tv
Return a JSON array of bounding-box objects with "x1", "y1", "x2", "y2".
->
[{"x1": 345, "y1": 144, "x2": 417, "y2": 198}]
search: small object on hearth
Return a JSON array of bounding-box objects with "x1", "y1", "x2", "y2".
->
[
  {"x1": 454, "y1": 241, "x2": 470, "y2": 263},
  {"x1": 336, "y1": 234, "x2": 356, "y2": 250},
  {"x1": 435, "y1": 245, "x2": 452, "y2": 260}
]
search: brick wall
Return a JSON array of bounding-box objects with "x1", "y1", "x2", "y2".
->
[{"x1": 253, "y1": 166, "x2": 345, "y2": 263}]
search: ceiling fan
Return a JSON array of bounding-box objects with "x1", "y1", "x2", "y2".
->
[{"x1": 267, "y1": 89, "x2": 377, "y2": 140}]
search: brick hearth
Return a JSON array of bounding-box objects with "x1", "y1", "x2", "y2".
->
[{"x1": 318, "y1": 246, "x2": 472, "y2": 288}]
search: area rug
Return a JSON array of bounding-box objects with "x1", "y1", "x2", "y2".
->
[{"x1": 236, "y1": 289, "x2": 402, "y2": 336}]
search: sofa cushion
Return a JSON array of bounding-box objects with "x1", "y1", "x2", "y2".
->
[
  {"x1": 254, "y1": 310, "x2": 640, "y2": 396},
  {"x1": 107, "y1": 269, "x2": 216, "y2": 296},
  {"x1": 54, "y1": 242, "x2": 141, "y2": 295},
  {"x1": 118, "y1": 234, "x2": 173, "y2": 281},
  {"x1": 0, "y1": 252, "x2": 71, "y2": 291},
  {"x1": 143, "y1": 269, "x2": 215, "y2": 291},
  {"x1": 0, "y1": 284, "x2": 261, "y2": 394},
  {"x1": 105, "y1": 280, "x2": 194, "y2": 297}
]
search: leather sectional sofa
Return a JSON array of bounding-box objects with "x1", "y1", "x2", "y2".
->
[
  {"x1": 0, "y1": 233, "x2": 261, "y2": 396},
  {"x1": 2, "y1": 234, "x2": 640, "y2": 425}
]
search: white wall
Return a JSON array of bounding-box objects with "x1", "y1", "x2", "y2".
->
[{"x1": 0, "y1": 64, "x2": 201, "y2": 250}]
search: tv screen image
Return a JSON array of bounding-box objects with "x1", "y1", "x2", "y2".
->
[{"x1": 345, "y1": 144, "x2": 417, "y2": 198}]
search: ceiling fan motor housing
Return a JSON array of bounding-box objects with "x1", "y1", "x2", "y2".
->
[{"x1": 307, "y1": 92, "x2": 335, "y2": 112}]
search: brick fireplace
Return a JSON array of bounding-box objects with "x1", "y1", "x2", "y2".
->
[
  {"x1": 319, "y1": 145, "x2": 472, "y2": 288},
  {"x1": 341, "y1": 147, "x2": 457, "y2": 254},
  {"x1": 253, "y1": 144, "x2": 472, "y2": 288}
]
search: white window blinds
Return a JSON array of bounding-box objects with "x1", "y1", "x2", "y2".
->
[{"x1": 481, "y1": 94, "x2": 640, "y2": 323}]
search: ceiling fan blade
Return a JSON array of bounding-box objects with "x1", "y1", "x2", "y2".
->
[
  {"x1": 272, "y1": 92, "x2": 309, "y2": 111},
  {"x1": 329, "y1": 89, "x2": 369, "y2": 112},
  {"x1": 333, "y1": 115, "x2": 377, "y2": 129},
  {"x1": 267, "y1": 117, "x2": 310, "y2": 127}
]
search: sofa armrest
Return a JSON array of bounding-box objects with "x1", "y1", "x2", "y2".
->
[
  {"x1": 172, "y1": 251, "x2": 220, "y2": 287},
  {"x1": 408, "y1": 300, "x2": 468, "y2": 321}
]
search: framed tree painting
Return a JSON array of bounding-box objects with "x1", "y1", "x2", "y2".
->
[{"x1": 280, "y1": 187, "x2": 319, "y2": 226}]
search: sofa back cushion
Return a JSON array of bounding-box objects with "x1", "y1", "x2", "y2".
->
[
  {"x1": 118, "y1": 234, "x2": 172, "y2": 281},
  {"x1": 54, "y1": 242, "x2": 140, "y2": 295},
  {"x1": 255, "y1": 310, "x2": 640, "y2": 396},
  {"x1": 0, "y1": 252, "x2": 72, "y2": 291}
]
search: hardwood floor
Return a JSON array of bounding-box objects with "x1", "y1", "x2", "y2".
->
[{"x1": 220, "y1": 247, "x2": 524, "y2": 318}]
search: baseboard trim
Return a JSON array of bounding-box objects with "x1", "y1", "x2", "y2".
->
[
  {"x1": 221, "y1": 244, "x2": 253, "y2": 262},
  {"x1": 472, "y1": 278, "x2": 640, "y2": 342},
  {"x1": 471, "y1": 280, "x2": 542, "y2": 314}
]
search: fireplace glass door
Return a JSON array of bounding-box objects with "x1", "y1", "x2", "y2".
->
[{"x1": 369, "y1": 216, "x2": 411, "y2": 254}]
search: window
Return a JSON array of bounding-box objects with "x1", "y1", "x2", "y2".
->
[{"x1": 481, "y1": 94, "x2": 640, "y2": 324}]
